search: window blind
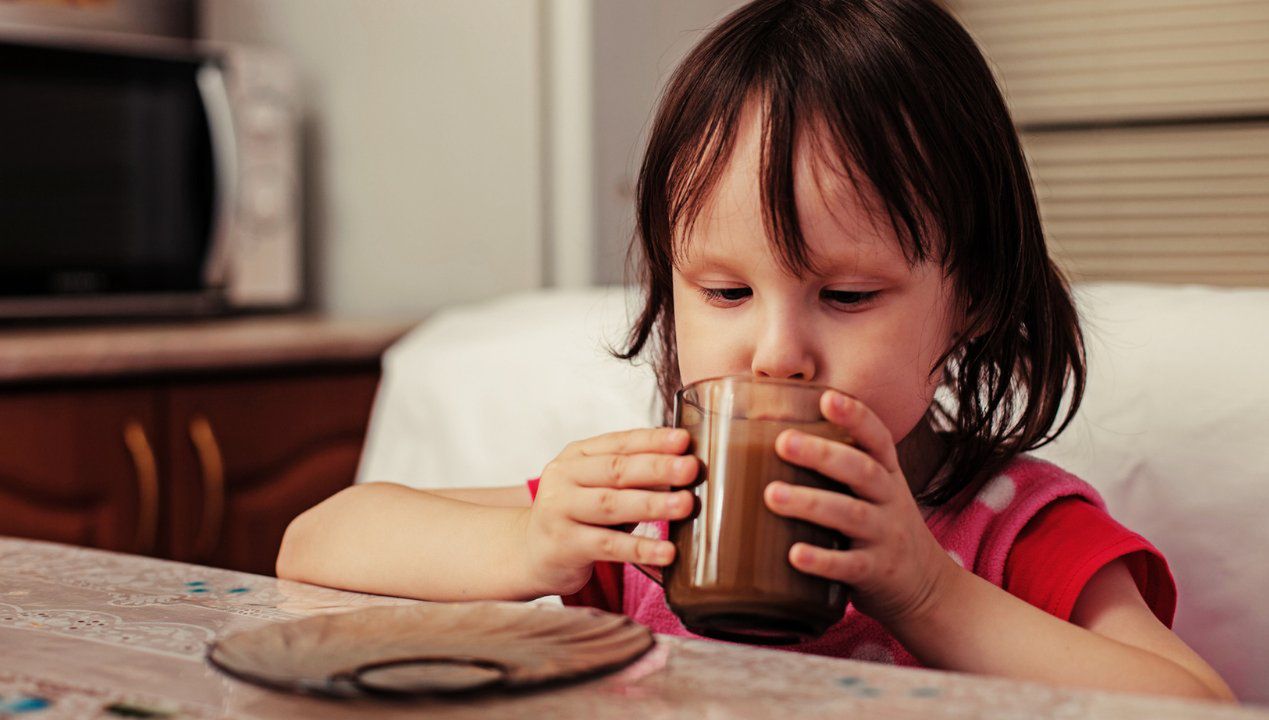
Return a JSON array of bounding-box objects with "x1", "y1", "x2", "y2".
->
[
  {"x1": 949, "y1": 0, "x2": 1269, "y2": 125},
  {"x1": 947, "y1": 0, "x2": 1269, "y2": 287},
  {"x1": 1024, "y1": 123, "x2": 1269, "y2": 285}
]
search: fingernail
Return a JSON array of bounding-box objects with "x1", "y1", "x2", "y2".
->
[
  {"x1": 674, "y1": 456, "x2": 694, "y2": 474},
  {"x1": 832, "y1": 392, "x2": 848, "y2": 411},
  {"x1": 784, "y1": 432, "x2": 802, "y2": 453},
  {"x1": 769, "y1": 482, "x2": 789, "y2": 503},
  {"x1": 790, "y1": 543, "x2": 810, "y2": 565},
  {"x1": 658, "y1": 543, "x2": 675, "y2": 564}
]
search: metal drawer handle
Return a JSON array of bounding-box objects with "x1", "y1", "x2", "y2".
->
[
  {"x1": 189, "y1": 415, "x2": 226, "y2": 561},
  {"x1": 122, "y1": 421, "x2": 159, "y2": 556}
]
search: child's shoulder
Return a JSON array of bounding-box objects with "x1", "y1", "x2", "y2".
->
[
  {"x1": 975, "y1": 456, "x2": 1177, "y2": 627},
  {"x1": 965, "y1": 453, "x2": 1106, "y2": 518},
  {"x1": 927, "y1": 454, "x2": 1109, "y2": 576}
]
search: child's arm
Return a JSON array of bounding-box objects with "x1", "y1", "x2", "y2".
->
[
  {"x1": 766, "y1": 391, "x2": 1235, "y2": 701},
  {"x1": 276, "y1": 428, "x2": 698, "y2": 602},
  {"x1": 422, "y1": 485, "x2": 534, "y2": 506},
  {"x1": 887, "y1": 556, "x2": 1236, "y2": 700},
  {"x1": 276, "y1": 483, "x2": 542, "y2": 600}
]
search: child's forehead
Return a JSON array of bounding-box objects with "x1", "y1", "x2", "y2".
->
[
  {"x1": 667, "y1": 96, "x2": 934, "y2": 277},
  {"x1": 673, "y1": 144, "x2": 910, "y2": 277},
  {"x1": 675, "y1": 228, "x2": 907, "y2": 281}
]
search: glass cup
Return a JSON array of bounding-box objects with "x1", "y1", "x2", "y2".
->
[{"x1": 638, "y1": 375, "x2": 854, "y2": 644}]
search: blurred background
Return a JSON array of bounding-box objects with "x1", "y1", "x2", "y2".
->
[
  {"x1": 1, "y1": 0, "x2": 1268, "y2": 700},
  {"x1": 197, "y1": 0, "x2": 1269, "y2": 309},
  {"x1": 3, "y1": 0, "x2": 1266, "y2": 316}
]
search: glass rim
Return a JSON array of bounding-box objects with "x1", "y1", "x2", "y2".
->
[
  {"x1": 678, "y1": 373, "x2": 837, "y2": 394},
  {"x1": 673, "y1": 374, "x2": 841, "y2": 419}
]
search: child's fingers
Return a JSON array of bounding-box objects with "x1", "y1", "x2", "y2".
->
[
  {"x1": 568, "y1": 427, "x2": 690, "y2": 459},
  {"x1": 787, "y1": 543, "x2": 872, "y2": 585},
  {"x1": 819, "y1": 391, "x2": 901, "y2": 474},
  {"x1": 764, "y1": 483, "x2": 878, "y2": 541},
  {"x1": 567, "y1": 452, "x2": 698, "y2": 489},
  {"x1": 567, "y1": 487, "x2": 695, "y2": 526},
  {"x1": 774, "y1": 430, "x2": 892, "y2": 503},
  {"x1": 573, "y1": 525, "x2": 676, "y2": 567}
]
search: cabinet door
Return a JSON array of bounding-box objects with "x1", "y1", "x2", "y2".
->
[
  {"x1": 164, "y1": 369, "x2": 380, "y2": 574},
  {"x1": 0, "y1": 387, "x2": 162, "y2": 554}
]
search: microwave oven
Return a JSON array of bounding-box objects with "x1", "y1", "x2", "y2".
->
[{"x1": 0, "y1": 25, "x2": 302, "y2": 319}]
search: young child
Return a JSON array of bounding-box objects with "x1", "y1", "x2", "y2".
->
[{"x1": 278, "y1": 0, "x2": 1233, "y2": 701}]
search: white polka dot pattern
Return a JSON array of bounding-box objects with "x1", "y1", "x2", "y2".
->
[{"x1": 977, "y1": 475, "x2": 1016, "y2": 512}]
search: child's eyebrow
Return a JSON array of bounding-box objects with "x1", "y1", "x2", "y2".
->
[
  {"x1": 809, "y1": 257, "x2": 906, "y2": 282},
  {"x1": 678, "y1": 251, "x2": 900, "y2": 283}
]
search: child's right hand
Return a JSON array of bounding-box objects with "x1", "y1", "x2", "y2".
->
[{"x1": 520, "y1": 427, "x2": 698, "y2": 596}]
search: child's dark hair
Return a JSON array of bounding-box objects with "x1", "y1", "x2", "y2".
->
[{"x1": 617, "y1": 0, "x2": 1086, "y2": 506}]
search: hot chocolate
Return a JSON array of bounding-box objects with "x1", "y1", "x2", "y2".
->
[{"x1": 664, "y1": 416, "x2": 852, "y2": 644}]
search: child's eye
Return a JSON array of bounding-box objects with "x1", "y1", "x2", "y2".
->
[
  {"x1": 699, "y1": 286, "x2": 751, "y2": 304},
  {"x1": 821, "y1": 289, "x2": 878, "y2": 307}
]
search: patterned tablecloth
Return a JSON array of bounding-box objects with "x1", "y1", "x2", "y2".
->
[{"x1": 0, "y1": 537, "x2": 1263, "y2": 719}]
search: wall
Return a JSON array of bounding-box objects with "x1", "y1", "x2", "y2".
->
[
  {"x1": 589, "y1": 0, "x2": 745, "y2": 284},
  {"x1": 200, "y1": 0, "x2": 544, "y2": 317},
  {"x1": 200, "y1": 0, "x2": 749, "y2": 309}
]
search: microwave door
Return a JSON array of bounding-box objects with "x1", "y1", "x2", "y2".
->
[
  {"x1": 196, "y1": 60, "x2": 236, "y2": 290},
  {"x1": 0, "y1": 40, "x2": 223, "y2": 319}
]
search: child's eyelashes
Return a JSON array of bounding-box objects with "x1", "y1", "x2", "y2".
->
[
  {"x1": 698, "y1": 286, "x2": 752, "y2": 304},
  {"x1": 697, "y1": 286, "x2": 879, "y2": 309},
  {"x1": 821, "y1": 290, "x2": 879, "y2": 308}
]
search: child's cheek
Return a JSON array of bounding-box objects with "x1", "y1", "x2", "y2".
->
[{"x1": 672, "y1": 304, "x2": 746, "y2": 386}]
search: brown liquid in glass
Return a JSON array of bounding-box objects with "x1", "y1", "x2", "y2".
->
[{"x1": 664, "y1": 418, "x2": 852, "y2": 645}]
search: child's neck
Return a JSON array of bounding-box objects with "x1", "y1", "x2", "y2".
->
[{"x1": 896, "y1": 419, "x2": 949, "y2": 498}]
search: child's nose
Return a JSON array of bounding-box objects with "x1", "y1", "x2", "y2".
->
[{"x1": 750, "y1": 320, "x2": 816, "y2": 381}]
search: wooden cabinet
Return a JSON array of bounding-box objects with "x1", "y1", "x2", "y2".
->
[
  {"x1": 0, "y1": 368, "x2": 380, "y2": 575},
  {"x1": 164, "y1": 371, "x2": 379, "y2": 575},
  {"x1": 0, "y1": 387, "x2": 161, "y2": 555},
  {"x1": 0, "y1": 317, "x2": 408, "y2": 574}
]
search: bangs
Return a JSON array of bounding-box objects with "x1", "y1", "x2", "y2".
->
[{"x1": 655, "y1": 6, "x2": 953, "y2": 279}]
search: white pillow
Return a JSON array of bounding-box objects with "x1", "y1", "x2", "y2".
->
[
  {"x1": 1031, "y1": 282, "x2": 1269, "y2": 702},
  {"x1": 356, "y1": 287, "x2": 657, "y2": 489}
]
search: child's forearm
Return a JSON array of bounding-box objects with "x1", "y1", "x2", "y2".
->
[
  {"x1": 888, "y1": 568, "x2": 1234, "y2": 701},
  {"x1": 276, "y1": 482, "x2": 542, "y2": 601}
]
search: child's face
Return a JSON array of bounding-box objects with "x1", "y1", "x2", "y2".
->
[{"x1": 672, "y1": 108, "x2": 963, "y2": 445}]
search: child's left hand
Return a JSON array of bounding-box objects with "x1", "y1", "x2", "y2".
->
[{"x1": 764, "y1": 389, "x2": 960, "y2": 628}]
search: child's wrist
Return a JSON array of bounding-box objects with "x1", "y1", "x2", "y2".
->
[
  {"x1": 509, "y1": 507, "x2": 549, "y2": 598},
  {"x1": 881, "y1": 551, "x2": 966, "y2": 633}
]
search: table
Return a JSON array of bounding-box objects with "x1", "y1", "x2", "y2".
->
[{"x1": 1, "y1": 538, "x2": 1263, "y2": 719}]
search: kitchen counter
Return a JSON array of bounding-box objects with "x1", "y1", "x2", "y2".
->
[
  {"x1": 1, "y1": 537, "x2": 1261, "y2": 719},
  {"x1": 0, "y1": 315, "x2": 414, "y2": 385}
]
